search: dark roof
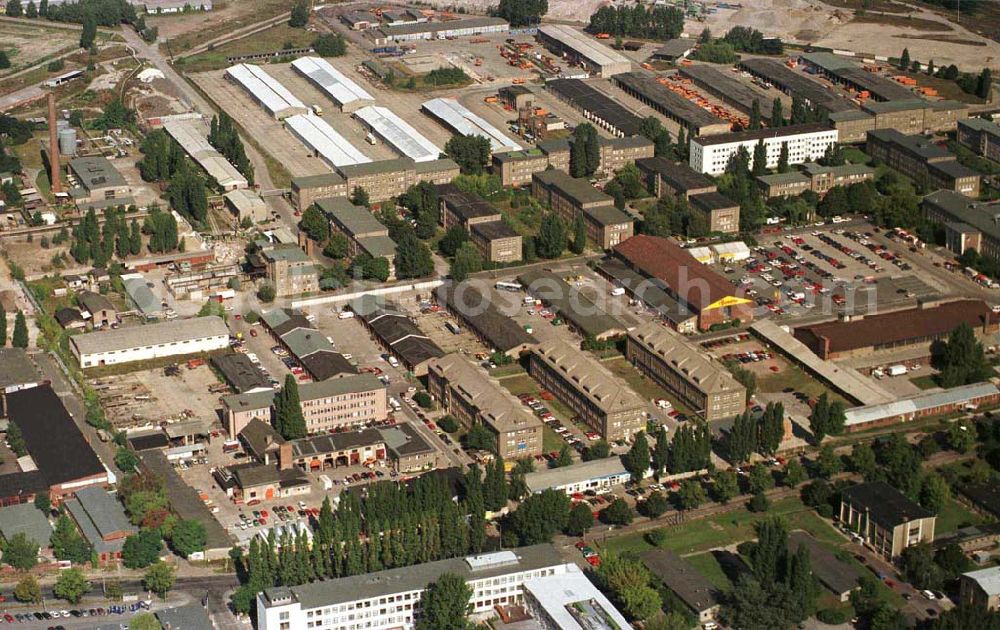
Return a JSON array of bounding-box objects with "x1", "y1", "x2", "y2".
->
[
  {"x1": 533, "y1": 170, "x2": 613, "y2": 207},
  {"x1": 435, "y1": 282, "x2": 536, "y2": 353},
  {"x1": 788, "y1": 531, "x2": 862, "y2": 596},
  {"x1": 957, "y1": 483, "x2": 1000, "y2": 518},
  {"x1": 693, "y1": 122, "x2": 833, "y2": 147},
  {"x1": 930, "y1": 159, "x2": 980, "y2": 181},
  {"x1": 471, "y1": 220, "x2": 519, "y2": 241},
  {"x1": 841, "y1": 481, "x2": 934, "y2": 528},
  {"x1": 263, "y1": 308, "x2": 313, "y2": 338},
  {"x1": 127, "y1": 432, "x2": 170, "y2": 452},
  {"x1": 211, "y1": 353, "x2": 272, "y2": 393},
  {"x1": 155, "y1": 603, "x2": 214, "y2": 630},
  {"x1": 54, "y1": 308, "x2": 85, "y2": 327},
  {"x1": 6, "y1": 385, "x2": 105, "y2": 488},
  {"x1": 436, "y1": 185, "x2": 502, "y2": 224},
  {"x1": 546, "y1": 78, "x2": 644, "y2": 136},
  {"x1": 229, "y1": 463, "x2": 309, "y2": 489},
  {"x1": 793, "y1": 300, "x2": 997, "y2": 354},
  {"x1": 300, "y1": 351, "x2": 358, "y2": 381},
  {"x1": 867, "y1": 128, "x2": 953, "y2": 161},
  {"x1": 652, "y1": 38, "x2": 695, "y2": 59},
  {"x1": 239, "y1": 418, "x2": 285, "y2": 458},
  {"x1": 690, "y1": 191, "x2": 739, "y2": 212},
  {"x1": 641, "y1": 550, "x2": 720, "y2": 614},
  {"x1": 636, "y1": 157, "x2": 715, "y2": 193},
  {"x1": 596, "y1": 259, "x2": 697, "y2": 327},
  {"x1": 613, "y1": 72, "x2": 728, "y2": 129},
  {"x1": 679, "y1": 64, "x2": 774, "y2": 119},
  {"x1": 351, "y1": 296, "x2": 445, "y2": 368},
  {"x1": 834, "y1": 66, "x2": 916, "y2": 102},
  {"x1": 517, "y1": 269, "x2": 627, "y2": 339},
  {"x1": 138, "y1": 450, "x2": 233, "y2": 551},
  {"x1": 0, "y1": 471, "x2": 47, "y2": 501},
  {"x1": 924, "y1": 190, "x2": 1000, "y2": 241},
  {"x1": 77, "y1": 291, "x2": 115, "y2": 314},
  {"x1": 739, "y1": 58, "x2": 858, "y2": 113},
  {"x1": 0, "y1": 348, "x2": 40, "y2": 390},
  {"x1": 379, "y1": 422, "x2": 435, "y2": 457},
  {"x1": 613, "y1": 235, "x2": 741, "y2": 310}
]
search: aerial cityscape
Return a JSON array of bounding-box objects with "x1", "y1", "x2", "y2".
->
[{"x1": 2, "y1": 0, "x2": 1000, "y2": 628}]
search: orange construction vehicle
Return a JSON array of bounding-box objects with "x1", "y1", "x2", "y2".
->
[
  {"x1": 484, "y1": 95, "x2": 499, "y2": 103},
  {"x1": 595, "y1": 33, "x2": 610, "y2": 39}
]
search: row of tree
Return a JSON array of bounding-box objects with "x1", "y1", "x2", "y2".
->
[
  {"x1": 68, "y1": 206, "x2": 144, "y2": 266},
  {"x1": 208, "y1": 112, "x2": 254, "y2": 185},
  {"x1": 587, "y1": 4, "x2": 685, "y2": 41}
]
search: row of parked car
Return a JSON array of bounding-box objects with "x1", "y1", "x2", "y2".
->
[{"x1": 2, "y1": 601, "x2": 149, "y2": 624}]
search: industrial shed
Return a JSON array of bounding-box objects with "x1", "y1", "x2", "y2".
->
[
  {"x1": 284, "y1": 114, "x2": 371, "y2": 168},
  {"x1": 225, "y1": 64, "x2": 308, "y2": 120},
  {"x1": 422, "y1": 98, "x2": 521, "y2": 153},
  {"x1": 354, "y1": 106, "x2": 441, "y2": 163}
]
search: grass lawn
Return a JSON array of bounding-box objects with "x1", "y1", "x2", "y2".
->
[
  {"x1": 935, "y1": 497, "x2": 984, "y2": 535},
  {"x1": 603, "y1": 497, "x2": 822, "y2": 556},
  {"x1": 842, "y1": 147, "x2": 872, "y2": 165},
  {"x1": 498, "y1": 373, "x2": 577, "y2": 449},
  {"x1": 602, "y1": 357, "x2": 699, "y2": 418},
  {"x1": 179, "y1": 23, "x2": 316, "y2": 72},
  {"x1": 541, "y1": 424, "x2": 564, "y2": 453},
  {"x1": 758, "y1": 362, "x2": 848, "y2": 405},
  {"x1": 685, "y1": 552, "x2": 734, "y2": 592},
  {"x1": 910, "y1": 375, "x2": 939, "y2": 390}
]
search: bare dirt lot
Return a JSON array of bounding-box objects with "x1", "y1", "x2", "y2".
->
[
  {"x1": 89, "y1": 363, "x2": 225, "y2": 430},
  {"x1": 0, "y1": 20, "x2": 79, "y2": 76}
]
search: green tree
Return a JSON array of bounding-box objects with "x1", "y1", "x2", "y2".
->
[
  {"x1": 978, "y1": 68, "x2": 993, "y2": 99},
  {"x1": 508, "y1": 489, "x2": 570, "y2": 545},
  {"x1": 937, "y1": 323, "x2": 991, "y2": 387},
  {"x1": 748, "y1": 463, "x2": 775, "y2": 495},
  {"x1": 299, "y1": 205, "x2": 331, "y2": 243},
  {"x1": 640, "y1": 491, "x2": 670, "y2": 517},
  {"x1": 783, "y1": 459, "x2": 806, "y2": 487},
  {"x1": 554, "y1": 444, "x2": 573, "y2": 468},
  {"x1": 312, "y1": 33, "x2": 347, "y2": 57},
  {"x1": 809, "y1": 392, "x2": 831, "y2": 443},
  {"x1": 677, "y1": 479, "x2": 705, "y2": 510},
  {"x1": 484, "y1": 454, "x2": 508, "y2": 512},
  {"x1": 274, "y1": 374, "x2": 307, "y2": 440},
  {"x1": 749, "y1": 99, "x2": 762, "y2": 130},
  {"x1": 324, "y1": 233, "x2": 350, "y2": 259},
  {"x1": 919, "y1": 474, "x2": 950, "y2": 513},
  {"x1": 289, "y1": 0, "x2": 309, "y2": 27},
  {"x1": 11, "y1": 310, "x2": 28, "y2": 348},
  {"x1": 777, "y1": 142, "x2": 789, "y2": 173},
  {"x1": 771, "y1": 97, "x2": 784, "y2": 127},
  {"x1": 394, "y1": 232, "x2": 435, "y2": 279},
  {"x1": 6, "y1": 422, "x2": 26, "y2": 457},
  {"x1": 115, "y1": 446, "x2": 139, "y2": 472},
  {"x1": 650, "y1": 425, "x2": 670, "y2": 477},
  {"x1": 622, "y1": 432, "x2": 650, "y2": 482},
  {"x1": 536, "y1": 213, "x2": 567, "y2": 259},
  {"x1": 565, "y1": 502, "x2": 594, "y2": 536},
  {"x1": 6, "y1": 0, "x2": 23, "y2": 17},
  {"x1": 571, "y1": 212, "x2": 587, "y2": 254},
  {"x1": 416, "y1": 572, "x2": 473, "y2": 630},
  {"x1": 948, "y1": 420, "x2": 976, "y2": 453},
  {"x1": 727, "y1": 410, "x2": 757, "y2": 464},
  {"x1": 122, "y1": 529, "x2": 163, "y2": 569},
  {"x1": 438, "y1": 225, "x2": 469, "y2": 257},
  {"x1": 815, "y1": 445, "x2": 843, "y2": 479},
  {"x1": 444, "y1": 136, "x2": 491, "y2": 175},
  {"x1": 600, "y1": 497, "x2": 634, "y2": 525},
  {"x1": 144, "y1": 560, "x2": 175, "y2": 599},
  {"x1": 80, "y1": 13, "x2": 97, "y2": 49},
  {"x1": 350, "y1": 186, "x2": 370, "y2": 208},
  {"x1": 596, "y1": 554, "x2": 662, "y2": 620},
  {"x1": 2, "y1": 532, "x2": 39, "y2": 570},
  {"x1": 33, "y1": 493, "x2": 49, "y2": 514},
  {"x1": 0, "y1": 304, "x2": 6, "y2": 346},
  {"x1": 569, "y1": 123, "x2": 600, "y2": 178},
  {"x1": 51, "y1": 514, "x2": 91, "y2": 564},
  {"x1": 53, "y1": 568, "x2": 90, "y2": 604},
  {"x1": 24, "y1": 0, "x2": 35, "y2": 17},
  {"x1": 450, "y1": 242, "x2": 482, "y2": 282},
  {"x1": 899, "y1": 47, "x2": 911, "y2": 71},
  {"x1": 712, "y1": 469, "x2": 739, "y2": 503},
  {"x1": 170, "y1": 519, "x2": 207, "y2": 558},
  {"x1": 751, "y1": 140, "x2": 768, "y2": 176},
  {"x1": 13, "y1": 575, "x2": 40, "y2": 603}
]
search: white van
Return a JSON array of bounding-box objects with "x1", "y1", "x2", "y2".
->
[
  {"x1": 523, "y1": 296, "x2": 536, "y2": 306},
  {"x1": 389, "y1": 397, "x2": 402, "y2": 411},
  {"x1": 338, "y1": 311, "x2": 355, "y2": 319},
  {"x1": 610, "y1": 287, "x2": 626, "y2": 296},
  {"x1": 319, "y1": 475, "x2": 333, "y2": 491},
  {"x1": 387, "y1": 355, "x2": 400, "y2": 368}
]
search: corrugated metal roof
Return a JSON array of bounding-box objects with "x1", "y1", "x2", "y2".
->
[
  {"x1": 285, "y1": 114, "x2": 371, "y2": 168},
  {"x1": 163, "y1": 119, "x2": 247, "y2": 189},
  {"x1": 845, "y1": 382, "x2": 1000, "y2": 427},
  {"x1": 225, "y1": 64, "x2": 306, "y2": 118},
  {"x1": 538, "y1": 24, "x2": 630, "y2": 69},
  {"x1": 422, "y1": 97, "x2": 520, "y2": 153},
  {"x1": 291, "y1": 56, "x2": 374, "y2": 108},
  {"x1": 353, "y1": 106, "x2": 441, "y2": 162},
  {"x1": 122, "y1": 274, "x2": 162, "y2": 315}
]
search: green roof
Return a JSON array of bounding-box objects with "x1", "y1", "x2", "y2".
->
[
  {"x1": 338, "y1": 158, "x2": 415, "y2": 178},
  {"x1": 262, "y1": 246, "x2": 310, "y2": 263},
  {"x1": 534, "y1": 170, "x2": 612, "y2": 206},
  {"x1": 358, "y1": 234, "x2": 397, "y2": 258},
  {"x1": 317, "y1": 197, "x2": 387, "y2": 236}
]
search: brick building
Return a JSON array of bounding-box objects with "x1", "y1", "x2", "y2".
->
[
  {"x1": 866, "y1": 129, "x2": 980, "y2": 197},
  {"x1": 531, "y1": 170, "x2": 633, "y2": 249}
]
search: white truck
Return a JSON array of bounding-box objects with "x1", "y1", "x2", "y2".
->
[{"x1": 887, "y1": 365, "x2": 908, "y2": 377}]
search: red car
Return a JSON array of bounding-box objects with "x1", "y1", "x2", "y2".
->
[
  {"x1": 261, "y1": 510, "x2": 269, "y2": 518},
  {"x1": 249, "y1": 329, "x2": 258, "y2": 337}
]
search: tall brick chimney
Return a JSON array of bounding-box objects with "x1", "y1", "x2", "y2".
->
[{"x1": 47, "y1": 93, "x2": 62, "y2": 194}]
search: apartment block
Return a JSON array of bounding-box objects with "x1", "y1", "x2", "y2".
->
[
  {"x1": 291, "y1": 173, "x2": 348, "y2": 212},
  {"x1": 317, "y1": 197, "x2": 397, "y2": 279},
  {"x1": 924, "y1": 190, "x2": 1000, "y2": 262},
  {"x1": 436, "y1": 183, "x2": 522, "y2": 263},
  {"x1": 866, "y1": 129, "x2": 980, "y2": 197},
  {"x1": 470, "y1": 221, "x2": 522, "y2": 263},
  {"x1": 291, "y1": 158, "x2": 459, "y2": 209},
  {"x1": 839, "y1": 481, "x2": 936, "y2": 561},
  {"x1": 626, "y1": 322, "x2": 746, "y2": 421},
  {"x1": 532, "y1": 170, "x2": 634, "y2": 249},
  {"x1": 492, "y1": 136, "x2": 653, "y2": 187},
  {"x1": 957, "y1": 118, "x2": 1000, "y2": 163},
  {"x1": 529, "y1": 339, "x2": 646, "y2": 441},
  {"x1": 690, "y1": 123, "x2": 839, "y2": 175},
  {"x1": 757, "y1": 162, "x2": 875, "y2": 198},
  {"x1": 221, "y1": 375, "x2": 388, "y2": 437},
  {"x1": 427, "y1": 354, "x2": 543, "y2": 459}
]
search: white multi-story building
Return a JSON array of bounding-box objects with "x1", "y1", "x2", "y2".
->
[
  {"x1": 523, "y1": 571, "x2": 633, "y2": 630},
  {"x1": 70, "y1": 316, "x2": 230, "y2": 368},
  {"x1": 256, "y1": 546, "x2": 572, "y2": 630},
  {"x1": 689, "y1": 123, "x2": 839, "y2": 175}
]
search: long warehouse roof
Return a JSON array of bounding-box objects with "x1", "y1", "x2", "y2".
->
[
  {"x1": 225, "y1": 63, "x2": 306, "y2": 118},
  {"x1": 162, "y1": 119, "x2": 247, "y2": 189},
  {"x1": 291, "y1": 56, "x2": 374, "y2": 109},
  {"x1": 538, "y1": 24, "x2": 630, "y2": 69},
  {"x1": 285, "y1": 114, "x2": 371, "y2": 168},
  {"x1": 354, "y1": 105, "x2": 441, "y2": 163},
  {"x1": 422, "y1": 97, "x2": 521, "y2": 153}
]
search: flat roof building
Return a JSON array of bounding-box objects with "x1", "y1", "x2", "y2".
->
[
  {"x1": 679, "y1": 63, "x2": 774, "y2": 121},
  {"x1": 318, "y1": 197, "x2": 397, "y2": 279},
  {"x1": 626, "y1": 321, "x2": 746, "y2": 422},
  {"x1": 260, "y1": 245, "x2": 320, "y2": 297},
  {"x1": 843, "y1": 382, "x2": 1000, "y2": 434},
  {"x1": 523, "y1": 570, "x2": 633, "y2": 630},
  {"x1": 529, "y1": 339, "x2": 646, "y2": 441},
  {"x1": 0, "y1": 348, "x2": 41, "y2": 394},
  {"x1": 256, "y1": 545, "x2": 571, "y2": 630},
  {"x1": 595, "y1": 259, "x2": 699, "y2": 333},
  {"x1": 867, "y1": 129, "x2": 980, "y2": 197},
  {"x1": 757, "y1": 162, "x2": 874, "y2": 198},
  {"x1": 67, "y1": 156, "x2": 131, "y2": 206},
  {"x1": 613, "y1": 235, "x2": 753, "y2": 330},
  {"x1": 518, "y1": 268, "x2": 627, "y2": 341},
  {"x1": 925, "y1": 190, "x2": 1000, "y2": 263},
  {"x1": 738, "y1": 58, "x2": 858, "y2": 114},
  {"x1": 374, "y1": 16, "x2": 509, "y2": 44},
  {"x1": 224, "y1": 189, "x2": 269, "y2": 224},
  {"x1": 524, "y1": 456, "x2": 633, "y2": 495},
  {"x1": 840, "y1": 481, "x2": 936, "y2": 561},
  {"x1": 428, "y1": 354, "x2": 543, "y2": 459},
  {"x1": 958, "y1": 117, "x2": 1000, "y2": 163},
  {"x1": 70, "y1": 316, "x2": 230, "y2": 369},
  {"x1": 690, "y1": 123, "x2": 838, "y2": 175},
  {"x1": 537, "y1": 25, "x2": 631, "y2": 78}
]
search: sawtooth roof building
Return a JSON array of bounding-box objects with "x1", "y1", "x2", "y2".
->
[{"x1": 350, "y1": 295, "x2": 445, "y2": 376}]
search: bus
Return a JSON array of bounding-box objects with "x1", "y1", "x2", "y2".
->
[{"x1": 495, "y1": 281, "x2": 522, "y2": 292}]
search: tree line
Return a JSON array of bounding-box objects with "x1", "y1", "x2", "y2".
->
[
  {"x1": 68, "y1": 206, "x2": 145, "y2": 266},
  {"x1": 587, "y1": 4, "x2": 684, "y2": 40},
  {"x1": 209, "y1": 112, "x2": 254, "y2": 186}
]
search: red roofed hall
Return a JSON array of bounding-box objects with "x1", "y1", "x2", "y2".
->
[
  {"x1": 612, "y1": 234, "x2": 753, "y2": 331},
  {"x1": 793, "y1": 299, "x2": 1000, "y2": 360}
]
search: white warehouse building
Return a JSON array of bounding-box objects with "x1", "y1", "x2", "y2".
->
[
  {"x1": 256, "y1": 546, "x2": 574, "y2": 630},
  {"x1": 689, "y1": 123, "x2": 839, "y2": 175},
  {"x1": 225, "y1": 64, "x2": 309, "y2": 120},
  {"x1": 70, "y1": 316, "x2": 230, "y2": 368},
  {"x1": 291, "y1": 56, "x2": 374, "y2": 113}
]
